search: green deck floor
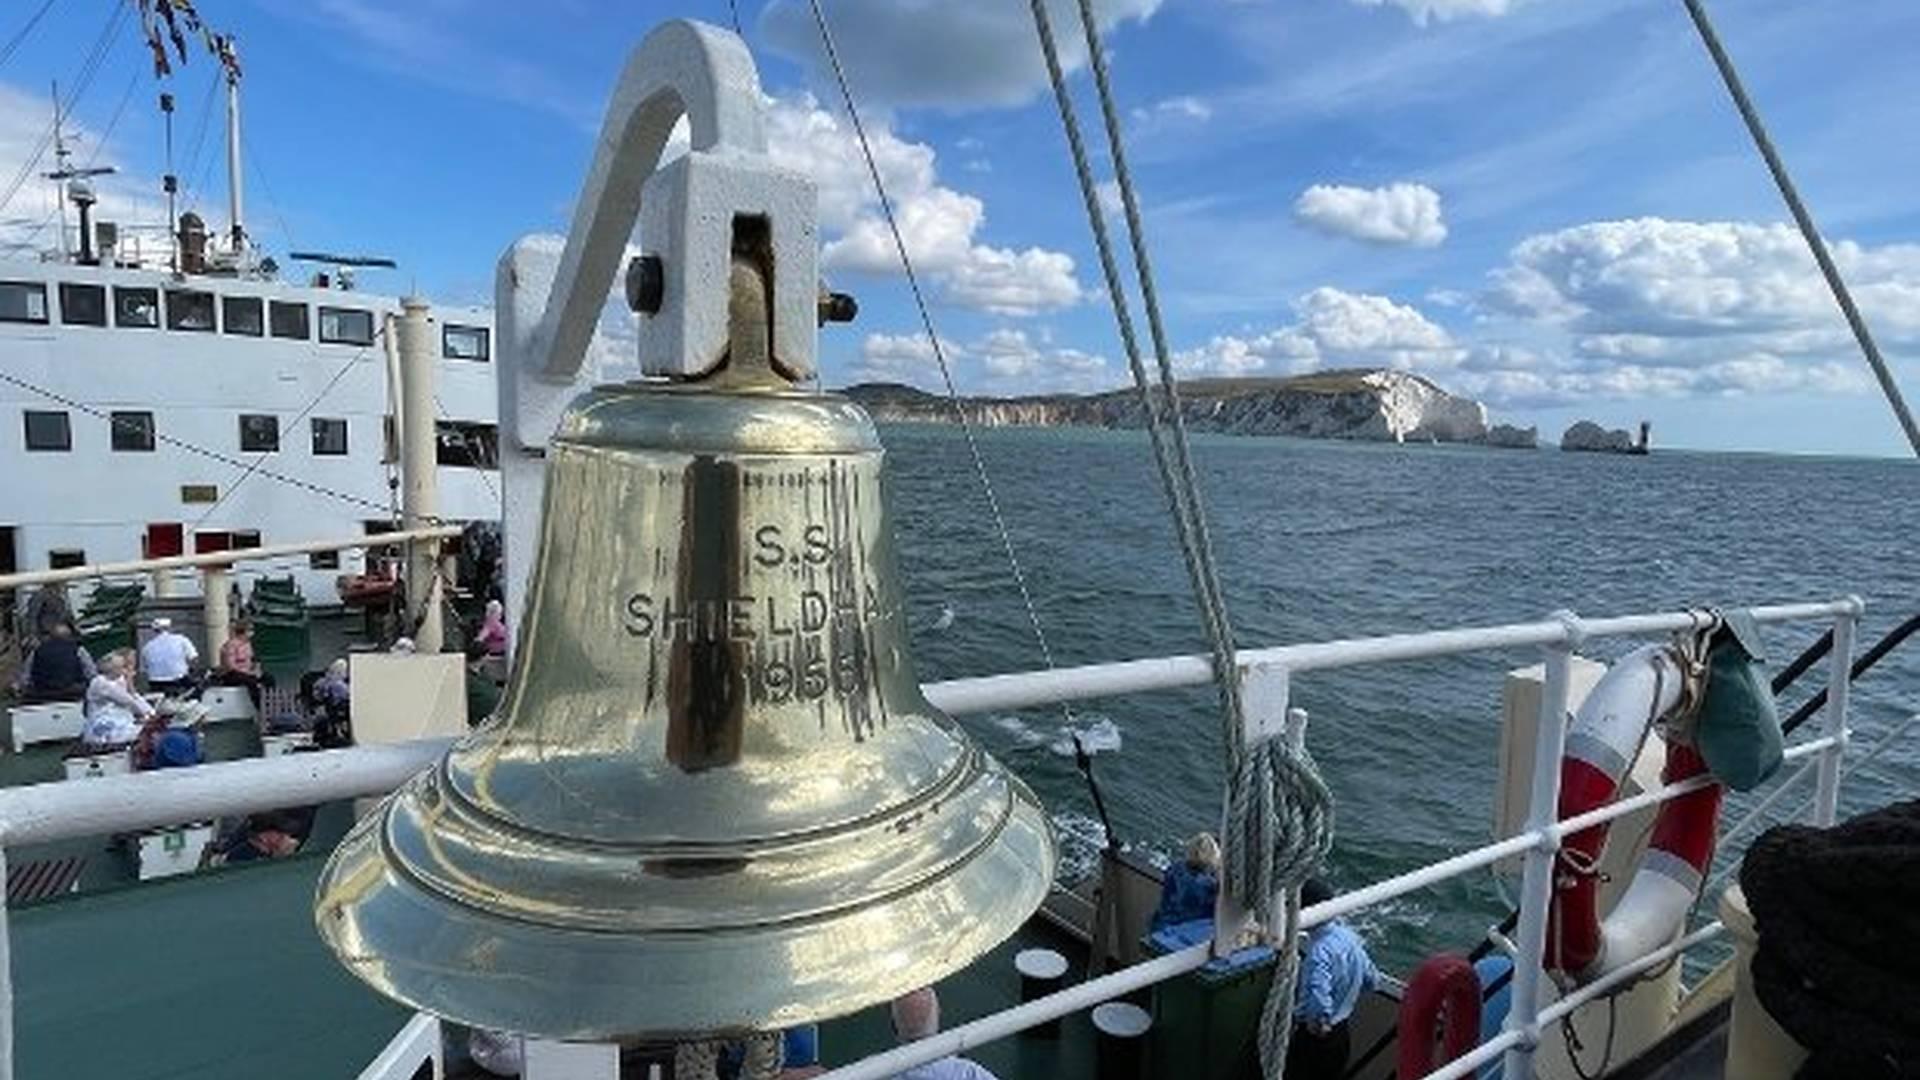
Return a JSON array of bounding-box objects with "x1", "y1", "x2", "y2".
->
[{"x1": 12, "y1": 849, "x2": 411, "y2": 1080}]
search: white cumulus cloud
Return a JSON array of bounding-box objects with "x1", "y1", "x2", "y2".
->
[
  {"x1": 975, "y1": 327, "x2": 1107, "y2": 381},
  {"x1": 1174, "y1": 287, "x2": 1459, "y2": 375},
  {"x1": 1294, "y1": 182, "x2": 1448, "y2": 248},
  {"x1": 765, "y1": 96, "x2": 1084, "y2": 317},
  {"x1": 1487, "y1": 217, "x2": 1920, "y2": 346},
  {"x1": 854, "y1": 327, "x2": 1106, "y2": 391}
]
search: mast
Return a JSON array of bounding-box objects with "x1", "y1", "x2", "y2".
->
[
  {"x1": 49, "y1": 82, "x2": 68, "y2": 261},
  {"x1": 43, "y1": 81, "x2": 114, "y2": 265},
  {"x1": 223, "y1": 38, "x2": 244, "y2": 259},
  {"x1": 162, "y1": 91, "x2": 178, "y2": 272}
]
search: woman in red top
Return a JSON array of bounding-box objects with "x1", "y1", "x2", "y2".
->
[{"x1": 212, "y1": 619, "x2": 270, "y2": 711}]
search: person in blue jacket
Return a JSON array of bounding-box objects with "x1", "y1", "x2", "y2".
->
[
  {"x1": 1288, "y1": 877, "x2": 1380, "y2": 1077},
  {"x1": 1151, "y1": 832, "x2": 1222, "y2": 931}
]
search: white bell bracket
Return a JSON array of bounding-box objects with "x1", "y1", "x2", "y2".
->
[{"x1": 493, "y1": 20, "x2": 819, "y2": 633}]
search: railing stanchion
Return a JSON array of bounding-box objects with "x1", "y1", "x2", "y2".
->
[
  {"x1": 1813, "y1": 598, "x2": 1860, "y2": 826},
  {"x1": 0, "y1": 845, "x2": 14, "y2": 1080},
  {"x1": 1503, "y1": 618, "x2": 1577, "y2": 1079}
]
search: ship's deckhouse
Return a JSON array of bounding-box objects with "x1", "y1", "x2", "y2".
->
[{"x1": 0, "y1": 259, "x2": 498, "y2": 600}]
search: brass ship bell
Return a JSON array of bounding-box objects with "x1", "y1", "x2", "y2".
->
[{"x1": 314, "y1": 19, "x2": 1054, "y2": 1041}]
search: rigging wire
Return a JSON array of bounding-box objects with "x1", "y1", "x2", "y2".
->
[
  {"x1": 1, "y1": 66, "x2": 141, "y2": 255},
  {"x1": 803, "y1": 0, "x2": 1074, "y2": 718},
  {"x1": 187, "y1": 336, "x2": 381, "y2": 532},
  {"x1": 725, "y1": 0, "x2": 743, "y2": 37},
  {"x1": 0, "y1": 0, "x2": 62, "y2": 72},
  {"x1": 176, "y1": 66, "x2": 220, "y2": 212},
  {"x1": 1680, "y1": 0, "x2": 1920, "y2": 458},
  {"x1": 0, "y1": 0, "x2": 131, "y2": 219},
  {"x1": 1031, "y1": 4, "x2": 1331, "y2": 1074},
  {"x1": 1049, "y1": 0, "x2": 1242, "y2": 720},
  {"x1": 241, "y1": 136, "x2": 298, "y2": 255},
  {"x1": 0, "y1": 368, "x2": 430, "y2": 521}
]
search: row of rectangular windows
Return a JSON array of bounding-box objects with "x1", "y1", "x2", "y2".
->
[
  {"x1": 16, "y1": 408, "x2": 499, "y2": 469},
  {"x1": 47, "y1": 538, "x2": 354, "y2": 572},
  {"x1": 0, "y1": 279, "x2": 489, "y2": 360},
  {"x1": 22, "y1": 408, "x2": 349, "y2": 456}
]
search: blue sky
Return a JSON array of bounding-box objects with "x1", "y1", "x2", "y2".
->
[{"x1": 3, "y1": 0, "x2": 1919, "y2": 455}]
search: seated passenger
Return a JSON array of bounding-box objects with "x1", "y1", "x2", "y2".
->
[
  {"x1": 211, "y1": 619, "x2": 272, "y2": 710},
  {"x1": 1151, "y1": 832, "x2": 1222, "y2": 931},
  {"x1": 139, "y1": 617, "x2": 200, "y2": 697},
  {"x1": 20, "y1": 621, "x2": 95, "y2": 703},
  {"x1": 889, "y1": 987, "x2": 999, "y2": 1080},
  {"x1": 219, "y1": 808, "x2": 314, "y2": 863},
  {"x1": 475, "y1": 598, "x2": 510, "y2": 657},
  {"x1": 81, "y1": 649, "x2": 156, "y2": 748}
]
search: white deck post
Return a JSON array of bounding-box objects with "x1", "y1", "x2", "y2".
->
[
  {"x1": 0, "y1": 846, "x2": 13, "y2": 1080},
  {"x1": 523, "y1": 1040, "x2": 619, "y2": 1080},
  {"x1": 1502, "y1": 613, "x2": 1579, "y2": 1079},
  {"x1": 202, "y1": 565, "x2": 232, "y2": 659},
  {"x1": 1211, "y1": 661, "x2": 1290, "y2": 955},
  {"x1": 396, "y1": 297, "x2": 444, "y2": 654},
  {"x1": 1813, "y1": 598, "x2": 1860, "y2": 826}
]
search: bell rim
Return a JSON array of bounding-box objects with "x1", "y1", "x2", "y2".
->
[{"x1": 313, "y1": 763, "x2": 1057, "y2": 1041}]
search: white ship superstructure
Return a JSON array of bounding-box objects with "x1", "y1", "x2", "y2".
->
[{"x1": 0, "y1": 254, "x2": 497, "y2": 599}]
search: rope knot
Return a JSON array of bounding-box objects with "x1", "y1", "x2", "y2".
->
[{"x1": 1220, "y1": 732, "x2": 1334, "y2": 1079}]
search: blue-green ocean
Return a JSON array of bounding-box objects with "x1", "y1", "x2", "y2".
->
[{"x1": 879, "y1": 423, "x2": 1918, "y2": 971}]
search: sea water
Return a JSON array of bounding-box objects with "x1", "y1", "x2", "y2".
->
[{"x1": 881, "y1": 422, "x2": 1919, "y2": 970}]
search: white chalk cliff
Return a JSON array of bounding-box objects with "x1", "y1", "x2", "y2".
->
[{"x1": 845, "y1": 369, "x2": 1494, "y2": 444}]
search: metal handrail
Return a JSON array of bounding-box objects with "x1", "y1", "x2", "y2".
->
[
  {"x1": 0, "y1": 525, "x2": 462, "y2": 591},
  {"x1": 0, "y1": 596, "x2": 1869, "y2": 1080}
]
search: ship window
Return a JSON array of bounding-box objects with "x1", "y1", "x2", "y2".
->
[
  {"x1": 48, "y1": 549, "x2": 86, "y2": 570},
  {"x1": 312, "y1": 417, "x2": 349, "y2": 456},
  {"x1": 0, "y1": 281, "x2": 50, "y2": 324},
  {"x1": 269, "y1": 300, "x2": 309, "y2": 340},
  {"x1": 231, "y1": 530, "x2": 261, "y2": 550},
  {"x1": 180, "y1": 484, "x2": 218, "y2": 504},
  {"x1": 59, "y1": 283, "x2": 106, "y2": 326},
  {"x1": 165, "y1": 289, "x2": 216, "y2": 332},
  {"x1": 223, "y1": 295, "x2": 264, "y2": 336},
  {"x1": 309, "y1": 550, "x2": 340, "y2": 570},
  {"x1": 110, "y1": 410, "x2": 155, "y2": 452},
  {"x1": 239, "y1": 413, "x2": 280, "y2": 452},
  {"x1": 443, "y1": 324, "x2": 490, "y2": 361},
  {"x1": 436, "y1": 420, "x2": 499, "y2": 470},
  {"x1": 23, "y1": 410, "x2": 70, "y2": 451},
  {"x1": 193, "y1": 531, "x2": 232, "y2": 554},
  {"x1": 318, "y1": 306, "x2": 375, "y2": 346},
  {"x1": 114, "y1": 286, "x2": 159, "y2": 328}
]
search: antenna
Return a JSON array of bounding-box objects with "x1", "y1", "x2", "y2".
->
[
  {"x1": 43, "y1": 80, "x2": 116, "y2": 264},
  {"x1": 287, "y1": 251, "x2": 399, "y2": 269}
]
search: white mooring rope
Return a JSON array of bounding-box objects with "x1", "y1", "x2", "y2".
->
[{"x1": 1029, "y1": 3, "x2": 1334, "y2": 1074}]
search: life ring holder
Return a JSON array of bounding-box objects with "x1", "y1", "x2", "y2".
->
[{"x1": 1546, "y1": 638, "x2": 1722, "y2": 983}]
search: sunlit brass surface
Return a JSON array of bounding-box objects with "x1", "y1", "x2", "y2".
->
[{"x1": 314, "y1": 383, "x2": 1055, "y2": 1040}]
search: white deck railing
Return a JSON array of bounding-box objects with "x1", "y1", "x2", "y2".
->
[{"x1": 0, "y1": 596, "x2": 1873, "y2": 1080}]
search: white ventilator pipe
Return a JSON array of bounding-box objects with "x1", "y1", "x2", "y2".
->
[{"x1": 396, "y1": 297, "x2": 443, "y2": 653}]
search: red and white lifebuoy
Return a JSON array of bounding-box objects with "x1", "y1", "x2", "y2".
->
[
  {"x1": 1397, "y1": 953, "x2": 1480, "y2": 1078},
  {"x1": 1547, "y1": 643, "x2": 1721, "y2": 981}
]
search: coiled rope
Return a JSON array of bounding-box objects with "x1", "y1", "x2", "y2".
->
[{"x1": 1028, "y1": 3, "x2": 1333, "y2": 1074}]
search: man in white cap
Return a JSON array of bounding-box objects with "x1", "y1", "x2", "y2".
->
[{"x1": 140, "y1": 617, "x2": 200, "y2": 697}]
